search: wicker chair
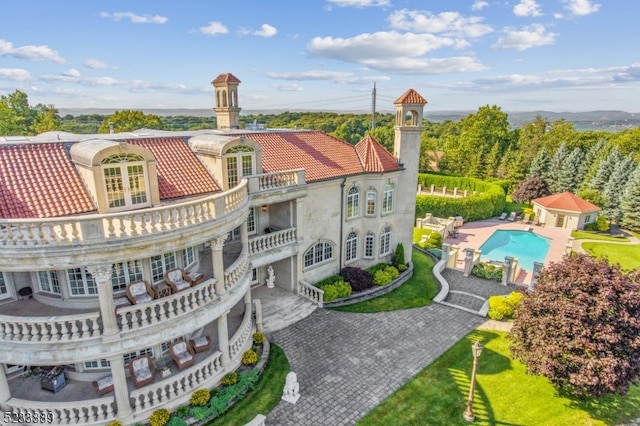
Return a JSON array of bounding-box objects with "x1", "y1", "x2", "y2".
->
[
  {"x1": 93, "y1": 375, "x2": 114, "y2": 395},
  {"x1": 190, "y1": 336, "x2": 211, "y2": 353},
  {"x1": 126, "y1": 280, "x2": 155, "y2": 305},
  {"x1": 164, "y1": 269, "x2": 192, "y2": 293},
  {"x1": 169, "y1": 341, "x2": 195, "y2": 370},
  {"x1": 129, "y1": 355, "x2": 155, "y2": 388}
]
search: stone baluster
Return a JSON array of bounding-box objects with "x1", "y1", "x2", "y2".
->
[
  {"x1": 503, "y1": 256, "x2": 514, "y2": 286},
  {"x1": 463, "y1": 248, "x2": 475, "y2": 277},
  {"x1": 88, "y1": 264, "x2": 118, "y2": 338}
]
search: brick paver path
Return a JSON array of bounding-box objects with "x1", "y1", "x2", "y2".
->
[{"x1": 267, "y1": 304, "x2": 484, "y2": 425}]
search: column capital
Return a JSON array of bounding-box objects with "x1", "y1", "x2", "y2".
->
[
  {"x1": 87, "y1": 264, "x2": 113, "y2": 283},
  {"x1": 210, "y1": 234, "x2": 228, "y2": 251}
]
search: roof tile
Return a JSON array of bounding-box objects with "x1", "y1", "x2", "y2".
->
[
  {"x1": 354, "y1": 135, "x2": 400, "y2": 173},
  {"x1": 394, "y1": 89, "x2": 427, "y2": 105},
  {"x1": 533, "y1": 192, "x2": 601, "y2": 213}
]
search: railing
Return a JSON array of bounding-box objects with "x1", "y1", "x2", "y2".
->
[
  {"x1": 297, "y1": 280, "x2": 324, "y2": 307},
  {"x1": 229, "y1": 307, "x2": 253, "y2": 360},
  {"x1": 247, "y1": 169, "x2": 305, "y2": 193},
  {"x1": 224, "y1": 247, "x2": 249, "y2": 292},
  {"x1": 248, "y1": 228, "x2": 297, "y2": 256},
  {"x1": 118, "y1": 279, "x2": 218, "y2": 332},
  {"x1": 0, "y1": 181, "x2": 248, "y2": 247},
  {"x1": 130, "y1": 351, "x2": 224, "y2": 415},
  {"x1": 6, "y1": 396, "x2": 116, "y2": 425},
  {"x1": 0, "y1": 311, "x2": 101, "y2": 343}
]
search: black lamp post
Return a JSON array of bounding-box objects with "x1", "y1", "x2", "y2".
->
[{"x1": 463, "y1": 341, "x2": 483, "y2": 422}]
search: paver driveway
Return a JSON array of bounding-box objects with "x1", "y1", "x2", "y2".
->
[{"x1": 267, "y1": 303, "x2": 484, "y2": 425}]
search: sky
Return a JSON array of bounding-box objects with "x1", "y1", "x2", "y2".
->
[{"x1": 1, "y1": 0, "x2": 638, "y2": 113}]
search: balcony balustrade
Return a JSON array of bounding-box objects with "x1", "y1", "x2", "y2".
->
[
  {"x1": 248, "y1": 228, "x2": 297, "y2": 256},
  {"x1": 247, "y1": 169, "x2": 305, "y2": 194}
]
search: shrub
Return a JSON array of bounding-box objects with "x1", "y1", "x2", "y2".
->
[
  {"x1": 507, "y1": 291, "x2": 523, "y2": 309},
  {"x1": 175, "y1": 405, "x2": 190, "y2": 417},
  {"x1": 374, "y1": 269, "x2": 393, "y2": 286},
  {"x1": 322, "y1": 280, "x2": 352, "y2": 301},
  {"x1": 397, "y1": 263, "x2": 408, "y2": 272},
  {"x1": 393, "y1": 243, "x2": 405, "y2": 267},
  {"x1": 166, "y1": 418, "x2": 188, "y2": 426},
  {"x1": 488, "y1": 295, "x2": 514, "y2": 320},
  {"x1": 385, "y1": 265, "x2": 399, "y2": 280},
  {"x1": 149, "y1": 409, "x2": 171, "y2": 426},
  {"x1": 419, "y1": 232, "x2": 442, "y2": 250},
  {"x1": 107, "y1": 422, "x2": 124, "y2": 426},
  {"x1": 221, "y1": 372, "x2": 238, "y2": 386},
  {"x1": 252, "y1": 331, "x2": 265, "y2": 345},
  {"x1": 367, "y1": 263, "x2": 389, "y2": 275},
  {"x1": 471, "y1": 262, "x2": 503, "y2": 282},
  {"x1": 190, "y1": 389, "x2": 211, "y2": 406},
  {"x1": 596, "y1": 215, "x2": 610, "y2": 232},
  {"x1": 242, "y1": 349, "x2": 258, "y2": 365},
  {"x1": 315, "y1": 274, "x2": 344, "y2": 288},
  {"x1": 340, "y1": 266, "x2": 374, "y2": 292}
]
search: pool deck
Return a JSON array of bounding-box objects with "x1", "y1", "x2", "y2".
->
[{"x1": 444, "y1": 217, "x2": 572, "y2": 284}]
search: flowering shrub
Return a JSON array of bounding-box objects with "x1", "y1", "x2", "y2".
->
[
  {"x1": 252, "y1": 331, "x2": 265, "y2": 345},
  {"x1": 221, "y1": 372, "x2": 238, "y2": 386},
  {"x1": 242, "y1": 349, "x2": 258, "y2": 365},
  {"x1": 149, "y1": 408, "x2": 171, "y2": 426},
  {"x1": 190, "y1": 389, "x2": 211, "y2": 406}
]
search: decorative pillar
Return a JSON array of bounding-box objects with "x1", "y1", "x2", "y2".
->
[
  {"x1": 463, "y1": 248, "x2": 475, "y2": 277},
  {"x1": 253, "y1": 299, "x2": 264, "y2": 333},
  {"x1": 240, "y1": 222, "x2": 249, "y2": 253},
  {"x1": 108, "y1": 355, "x2": 133, "y2": 420},
  {"x1": 441, "y1": 243, "x2": 451, "y2": 266},
  {"x1": 218, "y1": 311, "x2": 230, "y2": 366},
  {"x1": 529, "y1": 261, "x2": 544, "y2": 291},
  {"x1": 210, "y1": 235, "x2": 227, "y2": 296},
  {"x1": 449, "y1": 245, "x2": 460, "y2": 269},
  {"x1": 87, "y1": 264, "x2": 119, "y2": 337},
  {"x1": 502, "y1": 256, "x2": 514, "y2": 286},
  {"x1": 0, "y1": 364, "x2": 11, "y2": 402}
]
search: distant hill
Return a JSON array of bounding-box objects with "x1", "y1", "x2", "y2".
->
[{"x1": 58, "y1": 108, "x2": 640, "y2": 131}]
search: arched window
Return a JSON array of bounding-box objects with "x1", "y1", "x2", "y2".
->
[
  {"x1": 304, "y1": 241, "x2": 334, "y2": 268},
  {"x1": 366, "y1": 189, "x2": 376, "y2": 216},
  {"x1": 382, "y1": 183, "x2": 394, "y2": 214},
  {"x1": 345, "y1": 231, "x2": 358, "y2": 262},
  {"x1": 102, "y1": 153, "x2": 150, "y2": 211},
  {"x1": 347, "y1": 186, "x2": 360, "y2": 218},
  {"x1": 380, "y1": 226, "x2": 391, "y2": 256},
  {"x1": 225, "y1": 145, "x2": 255, "y2": 188},
  {"x1": 364, "y1": 232, "x2": 375, "y2": 259}
]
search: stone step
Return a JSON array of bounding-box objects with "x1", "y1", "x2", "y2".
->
[{"x1": 262, "y1": 297, "x2": 318, "y2": 334}]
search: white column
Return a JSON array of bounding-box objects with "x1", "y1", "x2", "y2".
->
[
  {"x1": 218, "y1": 311, "x2": 230, "y2": 367},
  {"x1": 108, "y1": 355, "x2": 133, "y2": 420},
  {"x1": 240, "y1": 222, "x2": 248, "y2": 253},
  {"x1": 210, "y1": 235, "x2": 227, "y2": 296},
  {"x1": 0, "y1": 365, "x2": 11, "y2": 402},
  {"x1": 87, "y1": 264, "x2": 118, "y2": 337}
]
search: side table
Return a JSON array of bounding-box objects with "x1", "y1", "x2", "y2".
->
[{"x1": 153, "y1": 282, "x2": 172, "y2": 298}]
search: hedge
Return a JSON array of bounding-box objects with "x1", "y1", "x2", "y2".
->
[{"x1": 416, "y1": 173, "x2": 506, "y2": 221}]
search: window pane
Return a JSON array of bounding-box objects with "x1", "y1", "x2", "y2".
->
[
  {"x1": 227, "y1": 157, "x2": 238, "y2": 188},
  {"x1": 242, "y1": 155, "x2": 253, "y2": 176},
  {"x1": 104, "y1": 167, "x2": 125, "y2": 208},
  {"x1": 128, "y1": 164, "x2": 148, "y2": 205},
  {"x1": 366, "y1": 190, "x2": 376, "y2": 215}
]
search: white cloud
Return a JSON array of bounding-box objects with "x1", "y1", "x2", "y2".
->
[
  {"x1": 100, "y1": 12, "x2": 168, "y2": 24},
  {"x1": 472, "y1": 1, "x2": 489, "y2": 11},
  {"x1": 84, "y1": 59, "x2": 108, "y2": 69},
  {"x1": 388, "y1": 9, "x2": 493, "y2": 38},
  {"x1": 514, "y1": 0, "x2": 543, "y2": 17},
  {"x1": 253, "y1": 24, "x2": 278, "y2": 38},
  {"x1": 274, "y1": 83, "x2": 304, "y2": 92},
  {"x1": 492, "y1": 24, "x2": 557, "y2": 51},
  {"x1": 563, "y1": 0, "x2": 601, "y2": 16},
  {"x1": 326, "y1": 0, "x2": 390, "y2": 7},
  {"x1": 200, "y1": 21, "x2": 228, "y2": 36},
  {"x1": 0, "y1": 39, "x2": 65, "y2": 63},
  {"x1": 362, "y1": 56, "x2": 487, "y2": 74},
  {"x1": 267, "y1": 70, "x2": 370, "y2": 84},
  {"x1": 62, "y1": 68, "x2": 81, "y2": 78},
  {"x1": 0, "y1": 68, "x2": 32, "y2": 82}
]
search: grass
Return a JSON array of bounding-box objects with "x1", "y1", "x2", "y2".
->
[
  {"x1": 571, "y1": 230, "x2": 630, "y2": 242},
  {"x1": 504, "y1": 196, "x2": 528, "y2": 213},
  {"x1": 331, "y1": 249, "x2": 440, "y2": 313},
  {"x1": 582, "y1": 242, "x2": 640, "y2": 272},
  {"x1": 209, "y1": 343, "x2": 289, "y2": 425},
  {"x1": 358, "y1": 330, "x2": 640, "y2": 426},
  {"x1": 413, "y1": 227, "x2": 433, "y2": 243}
]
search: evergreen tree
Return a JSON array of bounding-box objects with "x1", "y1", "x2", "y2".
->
[
  {"x1": 579, "y1": 139, "x2": 606, "y2": 189},
  {"x1": 528, "y1": 148, "x2": 550, "y2": 178},
  {"x1": 621, "y1": 165, "x2": 640, "y2": 231},
  {"x1": 602, "y1": 153, "x2": 636, "y2": 222},
  {"x1": 555, "y1": 147, "x2": 583, "y2": 193},
  {"x1": 590, "y1": 147, "x2": 622, "y2": 191},
  {"x1": 547, "y1": 143, "x2": 568, "y2": 193}
]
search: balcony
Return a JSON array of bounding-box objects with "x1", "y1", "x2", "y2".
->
[
  {"x1": 247, "y1": 169, "x2": 306, "y2": 205},
  {"x1": 248, "y1": 227, "x2": 298, "y2": 268}
]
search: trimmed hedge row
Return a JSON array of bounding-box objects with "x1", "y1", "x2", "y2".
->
[{"x1": 416, "y1": 173, "x2": 506, "y2": 221}]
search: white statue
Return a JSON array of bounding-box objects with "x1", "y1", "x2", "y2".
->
[
  {"x1": 282, "y1": 371, "x2": 300, "y2": 404},
  {"x1": 266, "y1": 265, "x2": 275, "y2": 289}
]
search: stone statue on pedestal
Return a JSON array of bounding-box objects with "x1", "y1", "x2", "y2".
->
[
  {"x1": 266, "y1": 265, "x2": 275, "y2": 289},
  {"x1": 282, "y1": 371, "x2": 300, "y2": 404}
]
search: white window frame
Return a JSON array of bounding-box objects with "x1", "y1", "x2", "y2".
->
[
  {"x1": 304, "y1": 241, "x2": 334, "y2": 268},
  {"x1": 347, "y1": 186, "x2": 360, "y2": 219},
  {"x1": 364, "y1": 232, "x2": 375, "y2": 259},
  {"x1": 38, "y1": 271, "x2": 61, "y2": 295},
  {"x1": 380, "y1": 226, "x2": 392, "y2": 256},
  {"x1": 123, "y1": 348, "x2": 153, "y2": 366},
  {"x1": 83, "y1": 359, "x2": 111, "y2": 370},
  {"x1": 584, "y1": 214, "x2": 592, "y2": 224},
  {"x1": 345, "y1": 231, "x2": 358, "y2": 263},
  {"x1": 366, "y1": 189, "x2": 377, "y2": 216},
  {"x1": 111, "y1": 260, "x2": 144, "y2": 294},
  {"x1": 247, "y1": 207, "x2": 257, "y2": 235},
  {"x1": 67, "y1": 268, "x2": 98, "y2": 297},
  {"x1": 251, "y1": 268, "x2": 259, "y2": 283},
  {"x1": 101, "y1": 154, "x2": 150, "y2": 212},
  {"x1": 382, "y1": 183, "x2": 394, "y2": 214},
  {"x1": 150, "y1": 252, "x2": 177, "y2": 284},
  {"x1": 225, "y1": 146, "x2": 255, "y2": 189},
  {"x1": 182, "y1": 247, "x2": 196, "y2": 268}
]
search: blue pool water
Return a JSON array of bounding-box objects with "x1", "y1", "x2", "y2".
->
[{"x1": 479, "y1": 230, "x2": 551, "y2": 270}]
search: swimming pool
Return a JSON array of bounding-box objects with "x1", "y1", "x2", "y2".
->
[{"x1": 479, "y1": 229, "x2": 551, "y2": 270}]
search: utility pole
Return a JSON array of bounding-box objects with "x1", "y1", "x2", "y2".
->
[{"x1": 370, "y1": 82, "x2": 376, "y2": 130}]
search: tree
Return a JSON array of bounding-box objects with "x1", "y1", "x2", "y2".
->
[
  {"x1": 555, "y1": 147, "x2": 583, "y2": 193},
  {"x1": 511, "y1": 175, "x2": 551, "y2": 204},
  {"x1": 97, "y1": 110, "x2": 167, "y2": 133},
  {"x1": 509, "y1": 254, "x2": 640, "y2": 398},
  {"x1": 621, "y1": 165, "x2": 640, "y2": 231},
  {"x1": 527, "y1": 147, "x2": 550, "y2": 179},
  {"x1": 547, "y1": 143, "x2": 568, "y2": 193},
  {"x1": 602, "y1": 153, "x2": 636, "y2": 223},
  {"x1": 590, "y1": 147, "x2": 622, "y2": 192}
]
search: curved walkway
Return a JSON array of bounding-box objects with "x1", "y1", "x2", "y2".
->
[{"x1": 267, "y1": 304, "x2": 484, "y2": 425}]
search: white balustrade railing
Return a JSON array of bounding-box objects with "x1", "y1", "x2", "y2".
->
[
  {"x1": 0, "y1": 311, "x2": 101, "y2": 343},
  {"x1": 130, "y1": 351, "x2": 224, "y2": 414},
  {"x1": 229, "y1": 308, "x2": 253, "y2": 360},
  {"x1": 118, "y1": 279, "x2": 218, "y2": 332},
  {"x1": 6, "y1": 396, "x2": 116, "y2": 425},
  {"x1": 298, "y1": 280, "x2": 324, "y2": 307},
  {"x1": 0, "y1": 180, "x2": 247, "y2": 247},
  {"x1": 247, "y1": 169, "x2": 305, "y2": 193},
  {"x1": 224, "y1": 248, "x2": 249, "y2": 292},
  {"x1": 248, "y1": 227, "x2": 297, "y2": 256}
]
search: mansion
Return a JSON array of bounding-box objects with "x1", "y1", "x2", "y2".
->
[{"x1": 0, "y1": 73, "x2": 426, "y2": 425}]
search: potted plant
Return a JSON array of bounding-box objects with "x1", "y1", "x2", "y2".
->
[{"x1": 18, "y1": 287, "x2": 33, "y2": 300}]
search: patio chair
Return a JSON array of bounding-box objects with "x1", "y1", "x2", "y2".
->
[
  {"x1": 522, "y1": 213, "x2": 531, "y2": 224},
  {"x1": 165, "y1": 269, "x2": 192, "y2": 293},
  {"x1": 126, "y1": 280, "x2": 155, "y2": 305},
  {"x1": 190, "y1": 335, "x2": 211, "y2": 353},
  {"x1": 169, "y1": 340, "x2": 195, "y2": 370},
  {"x1": 129, "y1": 355, "x2": 155, "y2": 388},
  {"x1": 507, "y1": 212, "x2": 517, "y2": 221},
  {"x1": 498, "y1": 212, "x2": 507, "y2": 220},
  {"x1": 93, "y1": 375, "x2": 114, "y2": 395}
]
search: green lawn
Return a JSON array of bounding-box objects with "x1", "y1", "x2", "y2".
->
[
  {"x1": 358, "y1": 330, "x2": 640, "y2": 426},
  {"x1": 209, "y1": 344, "x2": 289, "y2": 425},
  {"x1": 582, "y1": 242, "x2": 640, "y2": 271},
  {"x1": 332, "y1": 250, "x2": 440, "y2": 313},
  {"x1": 413, "y1": 227, "x2": 433, "y2": 243},
  {"x1": 571, "y1": 230, "x2": 630, "y2": 242}
]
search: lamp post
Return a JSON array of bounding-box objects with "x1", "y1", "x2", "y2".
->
[{"x1": 463, "y1": 341, "x2": 483, "y2": 422}]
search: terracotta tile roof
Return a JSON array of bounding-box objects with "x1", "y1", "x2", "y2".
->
[
  {"x1": 533, "y1": 192, "x2": 601, "y2": 213},
  {"x1": 0, "y1": 143, "x2": 95, "y2": 219},
  {"x1": 355, "y1": 135, "x2": 400, "y2": 173},
  {"x1": 394, "y1": 89, "x2": 427, "y2": 105},
  {"x1": 128, "y1": 137, "x2": 220, "y2": 199},
  {"x1": 212, "y1": 73, "x2": 241, "y2": 84},
  {"x1": 239, "y1": 131, "x2": 395, "y2": 182}
]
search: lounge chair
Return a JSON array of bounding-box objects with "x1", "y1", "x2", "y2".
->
[
  {"x1": 126, "y1": 280, "x2": 155, "y2": 305},
  {"x1": 169, "y1": 341, "x2": 195, "y2": 370},
  {"x1": 507, "y1": 212, "x2": 517, "y2": 221},
  {"x1": 498, "y1": 212, "x2": 507, "y2": 220},
  {"x1": 129, "y1": 355, "x2": 155, "y2": 388},
  {"x1": 93, "y1": 375, "x2": 114, "y2": 395},
  {"x1": 165, "y1": 269, "x2": 192, "y2": 293},
  {"x1": 522, "y1": 213, "x2": 531, "y2": 224}
]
